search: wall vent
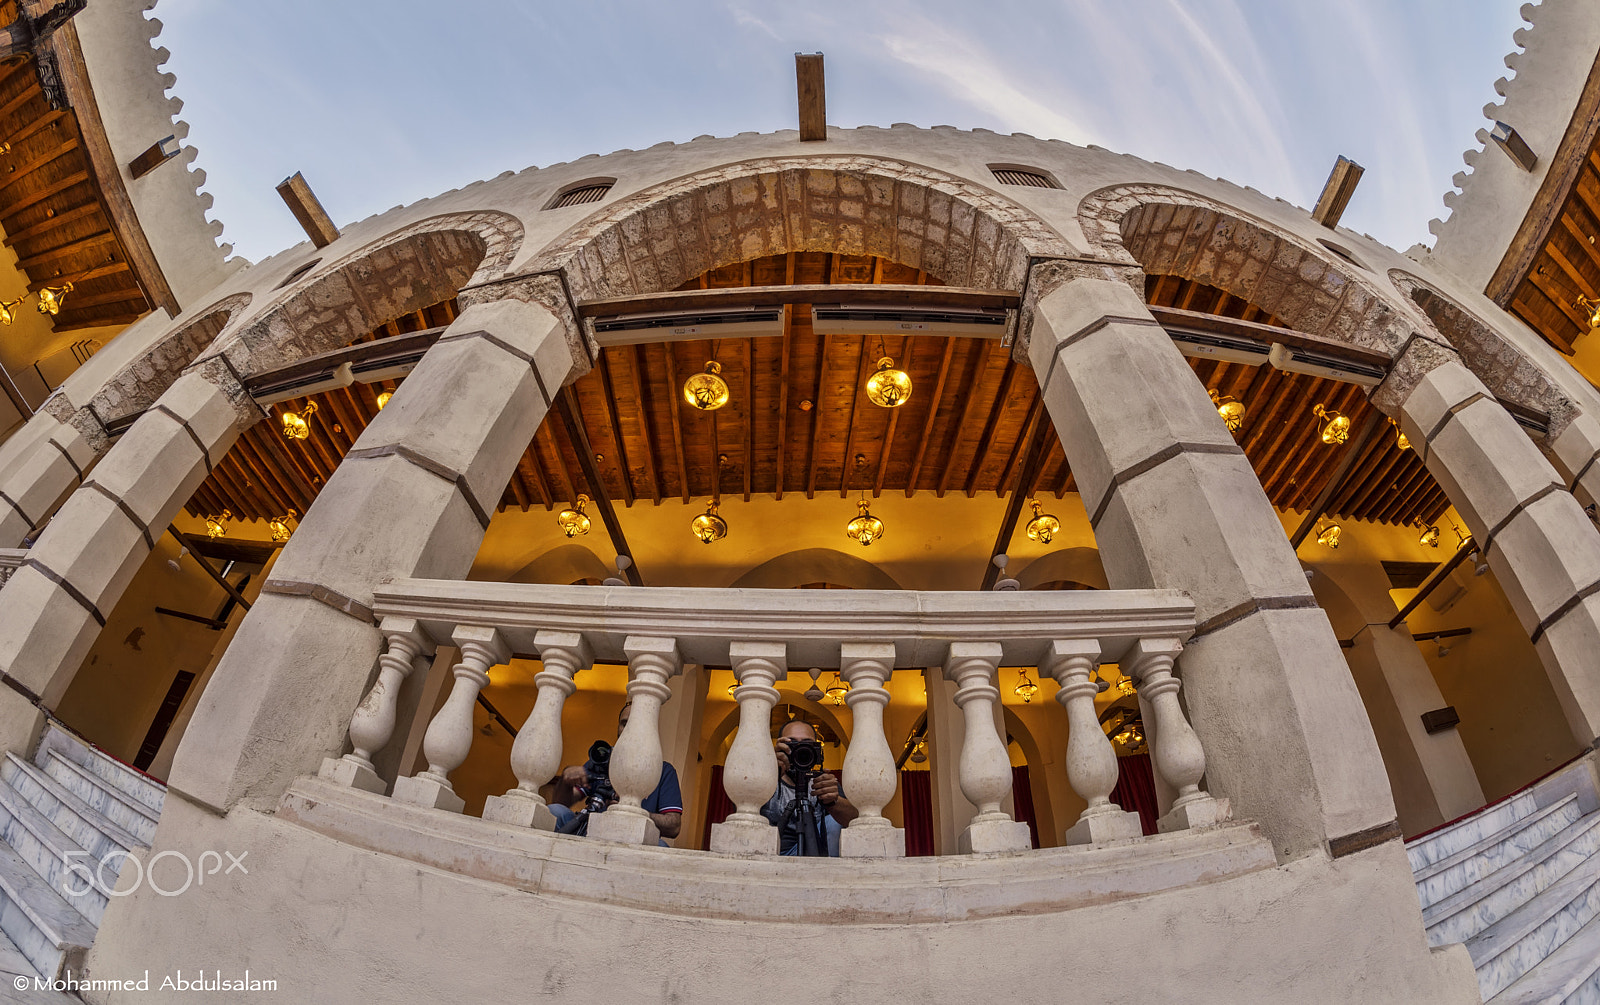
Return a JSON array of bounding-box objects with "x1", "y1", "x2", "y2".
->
[
  {"x1": 989, "y1": 166, "x2": 1060, "y2": 189},
  {"x1": 546, "y1": 180, "x2": 615, "y2": 209}
]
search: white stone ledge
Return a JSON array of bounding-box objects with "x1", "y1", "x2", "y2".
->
[
  {"x1": 371, "y1": 580, "x2": 1196, "y2": 667},
  {"x1": 279, "y1": 777, "x2": 1275, "y2": 924}
]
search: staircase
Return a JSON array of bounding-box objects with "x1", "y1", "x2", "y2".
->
[
  {"x1": 1409, "y1": 756, "x2": 1600, "y2": 1003},
  {"x1": 0, "y1": 723, "x2": 164, "y2": 999}
]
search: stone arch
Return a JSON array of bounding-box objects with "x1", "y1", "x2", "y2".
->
[
  {"x1": 703, "y1": 694, "x2": 851, "y2": 765},
  {"x1": 505, "y1": 544, "x2": 612, "y2": 586},
  {"x1": 211, "y1": 210, "x2": 525, "y2": 377},
  {"x1": 1077, "y1": 183, "x2": 1415, "y2": 354},
  {"x1": 529, "y1": 155, "x2": 1075, "y2": 300},
  {"x1": 728, "y1": 548, "x2": 904, "y2": 591},
  {"x1": 1001, "y1": 705, "x2": 1053, "y2": 842},
  {"x1": 1015, "y1": 547, "x2": 1109, "y2": 592},
  {"x1": 1388, "y1": 269, "x2": 1576, "y2": 438},
  {"x1": 86, "y1": 292, "x2": 253, "y2": 428}
]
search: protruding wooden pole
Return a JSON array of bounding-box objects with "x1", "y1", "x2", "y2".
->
[
  {"x1": 276, "y1": 171, "x2": 340, "y2": 248},
  {"x1": 796, "y1": 52, "x2": 826, "y2": 141},
  {"x1": 1311, "y1": 156, "x2": 1364, "y2": 230}
]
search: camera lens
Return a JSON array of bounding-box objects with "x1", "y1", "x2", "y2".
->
[{"x1": 589, "y1": 740, "x2": 612, "y2": 767}]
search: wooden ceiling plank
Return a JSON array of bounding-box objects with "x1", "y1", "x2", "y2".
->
[
  {"x1": 0, "y1": 80, "x2": 39, "y2": 124},
  {"x1": 1283, "y1": 384, "x2": 1365, "y2": 508},
  {"x1": 1525, "y1": 261, "x2": 1592, "y2": 334},
  {"x1": 1346, "y1": 447, "x2": 1413, "y2": 517},
  {"x1": 624, "y1": 344, "x2": 663, "y2": 503},
  {"x1": 938, "y1": 342, "x2": 993, "y2": 498},
  {"x1": 0, "y1": 168, "x2": 88, "y2": 220},
  {"x1": 593, "y1": 353, "x2": 636, "y2": 506},
  {"x1": 980, "y1": 409, "x2": 1057, "y2": 590},
  {"x1": 520, "y1": 447, "x2": 553, "y2": 511},
  {"x1": 804, "y1": 333, "x2": 830, "y2": 500},
  {"x1": 535, "y1": 425, "x2": 576, "y2": 507},
  {"x1": 0, "y1": 107, "x2": 66, "y2": 158},
  {"x1": 904, "y1": 339, "x2": 956, "y2": 497},
  {"x1": 964, "y1": 356, "x2": 1016, "y2": 497},
  {"x1": 1387, "y1": 471, "x2": 1441, "y2": 528},
  {"x1": 836, "y1": 336, "x2": 875, "y2": 498},
  {"x1": 252, "y1": 420, "x2": 322, "y2": 514},
  {"x1": 659, "y1": 342, "x2": 691, "y2": 502},
  {"x1": 775, "y1": 303, "x2": 794, "y2": 500},
  {"x1": 0, "y1": 195, "x2": 93, "y2": 246},
  {"x1": 0, "y1": 136, "x2": 79, "y2": 197},
  {"x1": 1287, "y1": 408, "x2": 1383, "y2": 548},
  {"x1": 742, "y1": 336, "x2": 753, "y2": 501},
  {"x1": 23, "y1": 257, "x2": 126, "y2": 291},
  {"x1": 235, "y1": 432, "x2": 310, "y2": 517},
  {"x1": 576, "y1": 283, "x2": 1019, "y2": 317},
  {"x1": 1326, "y1": 420, "x2": 1395, "y2": 515},
  {"x1": 1378, "y1": 461, "x2": 1439, "y2": 524},
  {"x1": 210, "y1": 457, "x2": 271, "y2": 522},
  {"x1": 996, "y1": 391, "x2": 1040, "y2": 496},
  {"x1": 872, "y1": 336, "x2": 911, "y2": 497},
  {"x1": 13, "y1": 226, "x2": 110, "y2": 271}
]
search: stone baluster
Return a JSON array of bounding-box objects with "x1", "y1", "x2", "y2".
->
[
  {"x1": 483, "y1": 631, "x2": 593, "y2": 829},
  {"x1": 1128, "y1": 637, "x2": 1228, "y2": 832},
  {"x1": 319, "y1": 617, "x2": 433, "y2": 794},
  {"x1": 588, "y1": 636, "x2": 681, "y2": 844},
  {"x1": 943, "y1": 642, "x2": 1032, "y2": 853},
  {"x1": 392, "y1": 626, "x2": 510, "y2": 813},
  {"x1": 840, "y1": 642, "x2": 905, "y2": 857},
  {"x1": 709, "y1": 642, "x2": 787, "y2": 854},
  {"x1": 1044, "y1": 639, "x2": 1144, "y2": 844}
]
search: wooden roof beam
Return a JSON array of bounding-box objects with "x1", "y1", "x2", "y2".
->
[
  {"x1": 576, "y1": 283, "x2": 1019, "y2": 318},
  {"x1": 276, "y1": 171, "x2": 340, "y2": 249},
  {"x1": 1288, "y1": 409, "x2": 1383, "y2": 549},
  {"x1": 1311, "y1": 156, "x2": 1364, "y2": 230},
  {"x1": 554, "y1": 387, "x2": 644, "y2": 586},
  {"x1": 796, "y1": 53, "x2": 826, "y2": 141}
]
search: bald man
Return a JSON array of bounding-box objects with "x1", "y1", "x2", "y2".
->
[{"x1": 762, "y1": 720, "x2": 857, "y2": 856}]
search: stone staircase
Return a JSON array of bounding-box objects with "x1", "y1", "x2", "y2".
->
[
  {"x1": 1409, "y1": 755, "x2": 1600, "y2": 1003},
  {"x1": 0, "y1": 723, "x2": 164, "y2": 1000}
]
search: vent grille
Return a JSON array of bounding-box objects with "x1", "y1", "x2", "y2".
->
[
  {"x1": 991, "y1": 168, "x2": 1059, "y2": 189},
  {"x1": 548, "y1": 183, "x2": 613, "y2": 209}
]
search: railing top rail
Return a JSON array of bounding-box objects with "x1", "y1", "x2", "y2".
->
[
  {"x1": 373, "y1": 580, "x2": 1196, "y2": 667},
  {"x1": 0, "y1": 548, "x2": 25, "y2": 569}
]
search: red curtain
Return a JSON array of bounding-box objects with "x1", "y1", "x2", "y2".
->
[
  {"x1": 701, "y1": 764, "x2": 734, "y2": 850},
  {"x1": 1111, "y1": 753, "x2": 1159, "y2": 836},
  {"x1": 900, "y1": 770, "x2": 935, "y2": 856},
  {"x1": 1011, "y1": 765, "x2": 1041, "y2": 849}
]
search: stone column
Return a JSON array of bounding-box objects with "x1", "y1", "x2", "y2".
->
[
  {"x1": 839, "y1": 642, "x2": 904, "y2": 858},
  {"x1": 0, "y1": 361, "x2": 252, "y2": 755},
  {"x1": 589, "y1": 636, "x2": 680, "y2": 845},
  {"x1": 169, "y1": 298, "x2": 583, "y2": 813},
  {"x1": 1026, "y1": 271, "x2": 1395, "y2": 858},
  {"x1": 1399, "y1": 353, "x2": 1600, "y2": 749},
  {"x1": 483, "y1": 630, "x2": 592, "y2": 828},
  {"x1": 1045, "y1": 639, "x2": 1142, "y2": 845},
  {"x1": 0, "y1": 409, "x2": 99, "y2": 548},
  {"x1": 319, "y1": 616, "x2": 433, "y2": 793},
  {"x1": 943, "y1": 642, "x2": 1032, "y2": 854},
  {"x1": 392, "y1": 626, "x2": 511, "y2": 813},
  {"x1": 710, "y1": 642, "x2": 786, "y2": 854},
  {"x1": 1127, "y1": 638, "x2": 1228, "y2": 832}
]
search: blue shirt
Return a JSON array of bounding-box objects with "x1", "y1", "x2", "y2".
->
[{"x1": 583, "y1": 759, "x2": 682, "y2": 814}]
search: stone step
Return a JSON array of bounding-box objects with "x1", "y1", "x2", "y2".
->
[
  {"x1": 1426, "y1": 812, "x2": 1600, "y2": 946},
  {"x1": 41, "y1": 753, "x2": 156, "y2": 847},
  {"x1": 0, "y1": 753, "x2": 146, "y2": 864},
  {"x1": 35, "y1": 726, "x2": 164, "y2": 816},
  {"x1": 0, "y1": 925, "x2": 35, "y2": 978},
  {"x1": 1488, "y1": 909, "x2": 1600, "y2": 1003},
  {"x1": 1415, "y1": 796, "x2": 1583, "y2": 912},
  {"x1": 1410, "y1": 791, "x2": 1542, "y2": 874},
  {"x1": 0, "y1": 778, "x2": 108, "y2": 925},
  {"x1": 0, "y1": 835, "x2": 94, "y2": 982},
  {"x1": 1469, "y1": 861, "x2": 1600, "y2": 1000}
]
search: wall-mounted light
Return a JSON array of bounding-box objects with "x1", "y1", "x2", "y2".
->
[
  {"x1": 1209, "y1": 388, "x2": 1245, "y2": 432},
  {"x1": 683, "y1": 360, "x2": 730, "y2": 411},
  {"x1": 691, "y1": 500, "x2": 727, "y2": 544},
  {"x1": 1313, "y1": 404, "x2": 1350, "y2": 445},
  {"x1": 268, "y1": 511, "x2": 297, "y2": 543},
  {"x1": 36, "y1": 282, "x2": 72, "y2": 316},
  {"x1": 1025, "y1": 500, "x2": 1060, "y2": 544},
  {"x1": 280, "y1": 401, "x2": 317, "y2": 441},
  {"x1": 1315, "y1": 522, "x2": 1343, "y2": 549},
  {"x1": 557, "y1": 495, "x2": 592, "y2": 538}
]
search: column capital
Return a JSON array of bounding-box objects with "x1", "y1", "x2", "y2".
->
[
  {"x1": 378, "y1": 616, "x2": 435, "y2": 656},
  {"x1": 451, "y1": 624, "x2": 511, "y2": 667},
  {"x1": 534, "y1": 629, "x2": 592, "y2": 670},
  {"x1": 1126, "y1": 636, "x2": 1184, "y2": 678},
  {"x1": 942, "y1": 641, "x2": 1004, "y2": 682},
  {"x1": 1370, "y1": 334, "x2": 1466, "y2": 423},
  {"x1": 454, "y1": 269, "x2": 590, "y2": 386},
  {"x1": 729, "y1": 640, "x2": 788, "y2": 679}
]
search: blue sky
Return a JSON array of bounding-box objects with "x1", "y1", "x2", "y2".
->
[{"x1": 154, "y1": 0, "x2": 1526, "y2": 264}]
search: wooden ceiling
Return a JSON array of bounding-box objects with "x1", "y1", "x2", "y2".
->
[
  {"x1": 0, "y1": 4, "x2": 161, "y2": 334},
  {"x1": 1508, "y1": 142, "x2": 1600, "y2": 354},
  {"x1": 183, "y1": 253, "x2": 1449, "y2": 532}
]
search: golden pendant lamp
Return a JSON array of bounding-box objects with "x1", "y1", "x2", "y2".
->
[
  {"x1": 204, "y1": 509, "x2": 231, "y2": 540},
  {"x1": 1209, "y1": 388, "x2": 1245, "y2": 432},
  {"x1": 824, "y1": 672, "x2": 850, "y2": 706},
  {"x1": 1577, "y1": 294, "x2": 1600, "y2": 332},
  {"x1": 1313, "y1": 404, "x2": 1350, "y2": 445},
  {"x1": 1315, "y1": 521, "x2": 1343, "y2": 549},
  {"x1": 865, "y1": 357, "x2": 912, "y2": 408},
  {"x1": 1014, "y1": 670, "x2": 1040, "y2": 704},
  {"x1": 1419, "y1": 524, "x2": 1442, "y2": 548},
  {"x1": 375, "y1": 391, "x2": 393, "y2": 410},
  {"x1": 1025, "y1": 500, "x2": 1060, "y2": 545},
  {"x1": 268, "y1": 511, "x2": 297, "y2": 543},
  {"x1": 280, "y1": 401, "x2": 317, "y2": 441},
  {"x1": 1391, "y1": 417, "x2": 1411, "y2": 451},
  {"x1": 683, "y1": 360, "x2": 730, "y2": 411},
  {"x1": 0, "y1": 297, "x2": 22, "y2": 326},
  {"x1": 556, "y1": 495, "x2": 592, "y2": 538},
  {"x1": 36, "y1": 282, "x2": 72, "y2": 316},
  {"x1": 691, "y1": 500, "x2": 727, "y2": 544},
  {"x1": 846, "y1": 499, "x2": 885, "y2": 546}
]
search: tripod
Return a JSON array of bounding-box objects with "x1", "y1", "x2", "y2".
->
[{"x1": 779, "y1": 769, "x2": 829, "y2": 857}]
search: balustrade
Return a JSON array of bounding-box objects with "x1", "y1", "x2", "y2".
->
[
  {"x1": 0, "y1": 547, "x2": 23, "y2": 588},
  {"x1": 328, "y1": 580, "x2": 1224, "y2": 856}
]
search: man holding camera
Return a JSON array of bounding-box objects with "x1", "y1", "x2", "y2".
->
[
  {"x1": 549, "y1": 701, "x2": 684, "y2": 841},
  {"x1": 761, "y1": 720, "x2": 858, "y2": 856}
]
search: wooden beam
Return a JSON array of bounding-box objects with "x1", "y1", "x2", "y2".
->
[
  {"x1": 775, "y1": 302, "x2": 794, "y2": 500},
  {"x1": 1151, "y1": 304, "x2": 1390, "y2": 370},
  {"x1": 167, "y1": 525, "x2": 252, "y2": 612},
  {"x1": 1311, "y1": 156, "x2": 1364, "y2": 229},
  {"x1": 795, "y1": 52, "x2": 826, "y2": 141},
  {"x1": 576, "y1": 283, "x2": 1019, "y2": 317},
  {"x1": 873, "y1": 337, "x2": 909, "y2": 497},
  {"x1": 964, "y1": 358, "x2": 1016, "y2": 497},
  {"x1": 1389, "y1": 541, "x2": 1476, "y2": 629},
  {"x1": 45, "y1": 21, "x2": 180, "y2": 315},
  {"x1": 49, "y1": 311, "x2": 142, "y2": 333},
  {"x1": 0, "y1": 167, "x2": 87, "y2": 219},
  {"x1": 593, "y1": 354, "x2": 635, "y2": 506},
  {"x1": 659, "y1": 343, "x2": 691, "y2": 502},
  {"x1": 0, "y1": 195, "x2": 93, "y2": 246},
  {"x1": 0, "y1": 136, "x2": 78, "y2": 195},
  {"x1": 626, "y1": 344, "x2": 662, "y2": 503},
  {"x1": 24, "y1": 257, "x2": 126, "y2": 292},
  {"x1": 981, "y1": 419, "x2": 1054, "y2": 590},
  {"x1": 836, "y1": 338, "x2": 874, "y2": 497},
  {"x1": 904, "y1": 339, "x2": 955, "y2": 496},
  {"x1": 275, "y1": 171, "x2": 339, "y2": 248},
  {"x1": 994, "y1": 392, "x2": 1040, "y2": 496},
  {"x1": 128, "y1": 135, "x2": 179, "y2": 179},
  {"x1": 938, "y1": 343, "x2": 992, "y2": 497},
  {"x1": 14, "y1": 226, "x2": 110, "y2": 270},
  {"x1": 1288, "y1": 408, "x2": 1383, "y2": 549},
  {"x1": 554, "y1": 387, "x2": 643, "y2": 586},
  {"x1": 742, "y1": 336, "x2": 753, "y2": 501}
]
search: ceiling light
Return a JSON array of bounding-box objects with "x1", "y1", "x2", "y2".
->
[
  {"x1": 1025, "y1": 500, "x2": 1060, "y2": 545},
  {"x1": 1391, "y1": 417, "x2": 1411, "y2": 451},
  {"x1": 1316, "y1": 522, "x2": 1343, "y2": 549},
  {"x1": 1014, "y1": 670, "x2": 1039, "y2": 704},
  {"x1": 1313, "y1": 404, "x2": 1350, "y2": 445},
  {"x1": 846, "y1": 499, "x2": 884, "y2": 546},
  {"x1": 1419, "y1": 524, "x2": 1441, "y2": 548},
  {"x1": 0, "y1": 297, "x2": 23, "y2": 326},
  {"x1": 1209, "y1": 388, "x2": 1245, "y2": 432},
  {"x1": 268, "y1": 512, "x2": 296, "y2": 543},
  {"x1": 1117, "y1": 675, "x2": 1135, "y2": 697},
  {"x1": 865, "y1": 356, "x2": 912, "y2": 408},
  {"x1": 280, "y1": 401, "x2": 318, "y2": 441},
  {"x1": 205, "y1": 509, "x2": 231, "y2": 540},
  {"x1": 691, "y1": 500, "x2": 727, "y2": 544},
  {"x1": 1578, "y1": 295, "x2": 1600, "y2": 332},
  {"x1": 557, "y1": 495, "x2": 592, "y2": 538},
  {"x1": 375, "y1": 391, "x2": 392, "y2": 409},
  {"x1": 727, "y1": 681, "x2": 739, "y2": 697},
  {"x1": 824, "y1": 672, "x2": 850, "y2": 706},
  {"x1": 36, "y1": 282, "x2": 72, "y2": 316},
  {"x1": 683, "y1": 360, "x2": 730, "y2": 411},
  {"x1": 910, "y1": 739, "x2": 927, "y2": 764}
]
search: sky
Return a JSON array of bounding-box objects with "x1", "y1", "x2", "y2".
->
[{"x1": 151, "y1": 0, "x2": 1528, "y2": 265}]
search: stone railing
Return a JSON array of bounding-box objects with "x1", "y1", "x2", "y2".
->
[
  {"x1": 0, "y1": 548, "x2": 24, "y2": 588},
  {"x1": 321, "y1": 580, "x2": 1228, "y2": 857}
]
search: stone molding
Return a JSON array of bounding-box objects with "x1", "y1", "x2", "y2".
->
[
  {"x1": 1015, "y1": 258, "x2": 1149, "y2": 359},
  {"x1": 259, "y1": 579, "x2": 377, "y2": 626},
  {"x1": 343, "y1": 443, "x2": 493, "y2": 530},
  {"x1": 456, "y1": 270, "x2": 589, "y2": 383},
  {"x1": 90, "y1": 292, "x2": 252, "y2": 427},
  {"x1": 1085, "y1": 439, "x2": 1245, "y2": 529},
  {"x1": 1370, "y1": 335, "x2": 1469, "y2": 422}
]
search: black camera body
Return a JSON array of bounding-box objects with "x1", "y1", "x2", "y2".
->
[
  {"x1": 775, "y1": 736, "x2": 829, "y2": 856},
  {"x1": 785, "y1": 737, "x2": 825, "y2": 785},
  {"x1": 583, "y1": 739, "x2": 618, "y2": 814}
]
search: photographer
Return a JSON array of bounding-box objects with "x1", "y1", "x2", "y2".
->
[
  {"x1": 761, "y1": 720, "x2": 858, "y2": 856},
  {"x1": 550, "y1": 701, "x2": 683, "y2": 841}
]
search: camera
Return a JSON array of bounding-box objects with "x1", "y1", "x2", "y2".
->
[
  {"x1": 556, "y1": 739, "x2": 618, "y2": 835},
  {"x1": 785, "y1": 737, "x2": 824, "y2": 778},
  {"x1": 775, "y1": 736, "x2": 829, "y2": 856}
]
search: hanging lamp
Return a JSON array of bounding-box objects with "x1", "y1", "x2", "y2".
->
[
  {"x1": 683, "y1": 360, "x2": 730, "y2": 411},
  {"x1": 864, "y1": 335, "x2": 911, "y2": 408},
  {"x1": 0, "y1": 297, "x2": 23, "y2": 326},
  {"x1": 1209, "y1": 388, "x2": 1245, "y2": 432},
  {"x1": 1390, "y1": 417, "x2": 1411, "y2": 451},
  {"x1": 1419, "y1": 524, "x2": 1441, "y2": 548},
  {"x1": 375, "y1": 391, "x2": 393, "y2": 410},
  {"x1": 692, "y1": 500, "x2": 727, "y2": 544},
  {"x1": 846, "y1": 499, "x2": 884, "y2": 546},
  {"x1": 36, "y1": 282, "x2": 72, "y2": 316},
  {"x1": 204, "y1": 509, "x2": 231, "y2": 540},
  {"x1": 1014, "y1": 670, "x2": 1040, "y2": 704},
  {"x1": 556, "y1": 495, "x2": 592, "y2": 538},
  {"x1": 1025, "y1": 500, "x2": 1060, "y2": 544},
  {"x1": 824, "y1": 672, "x2": 850, "y2": 706},
  {"x1": 1315, "y1": 521, "x2": 1343, "y2": 549},
  {"x1": 268, "y1": 511, "x2": 297, "y2": 543},
  {"x1": 1312, "y1": 404, "x2": 1350, "y2": 445},
  {"x1": 1578, "y1": 294, "x2": 1600, "y2": 332},
  {"x1": 280, "y1": 401, "x2": 317, "y2": 441}
]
